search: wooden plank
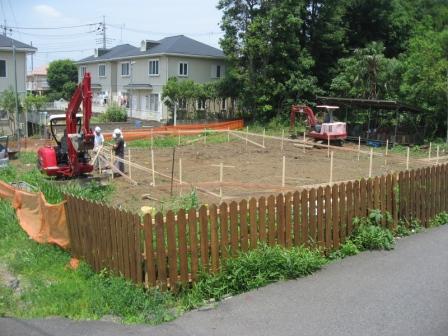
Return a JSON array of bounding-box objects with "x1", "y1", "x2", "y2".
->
[
  {"x1": 300, "y1": 190, "x2": 308, "y2": 246},
  {"x1": 284, "y1": 193, "x2": 292, "y2": 248},
  {"x1": 374, "y1": 176, "x2": 380, "y2": 211},
  {"x1": 414, "y1": 169, "x2": 421, "y2": 223},
  {"x1": 258, "y1": 197, "x2": 267, "y2": 243},
  {"x1": 339, "y1": 183, "x2": 346, "y2": 243},
  {"x1": 267, "y1": 195, "x2": 276, "y2": 245},
  {"x1": 403, "y1": 171, "x2": 410, "y2": 220},
  {"x1": 308, "y1": 189, "x2": 317, "y2": 246},
  {"x1": 155, "y1": 212, "x2": 167, "y2": 290},
  {"x1": 443, "y1": 165, "x2": 448, "y2": 212},
  {"x1": 229, "y1": 201, "x2": 239, "y2": 255},
  {"x1": 100, "y1": 204, "x2": 111, "y2": 270},
  {"x1": 276, "y1": 194, "x2": 285, "y2": 246},
  {"x1": 239, "y1": 199, "x2": 249, "y2": 251},
  {"x1": 324, "y1": 185, "x2": 332, "y2": 250},
  {"x1": 143, "y1": 214, "x2": 156, "y2": 287},
  {"x1": 409, "y1": 170, "x2": 415, "y2": 220},
  {"x1": 88, "y1": 201, "x2": 98, "y2": 272},
  {"x1": 249, "y1": 198, "x2": 258, "y2": 249},
  {"x1": 293, "y1": 191, "x2": 301, "y2": 246},
  {"x1": 380, "y1": 176, "x2": 387, "y2": 227},
  {"x1": 426, "y1": 167, "x2": 432, "y2": 225},
  {"x1": 127, "y1": 211, "x2": 137, "y2": 283},
  {"x1": 209, "y1": 204, "x2": 219, "y2": 274},
  {"x1": 121, "y1": 210, "x2": 131, "y2": 280},
  {"x1": 177, "y1": 209, "x2": 189, "y2": 284},
  {"x1": 346, "y1": 182, "x2": 354, "y2": 236},
  {"x1": 435, "y1": 165, "x2": 441, "y2": 215},
  {"x1": 112, "y1": 207, "x2": 122, "y2": 275},
  {"x1": 367, "y1": 178, "x2": 374, "y2": 213},
  {"x1": 332, "y1": 184, "x2": 340, "y2": 249},
  {"x1": 316, "y1": 187, "x2": 324, "y2": 247},
  {"x1": 96, "y1": 203, "x2": 106, "y2": 270},
  {"x1": 385, "y1": 174, "x2": 393, "y2": 227},
  {"x1": 133, "y1": 213, "x2": 143, "y2": 284},
  {"x1": 392, "y1": 174, "x2": 398, "y2": 230},
  {"x1": 199, "y1": 205, "x2": 209, "y2": 273},
  {"x1": 353, "y1": 181, "x2": 360, "y2": 218},
  {"x1": 359, "y1": 179, "x2": 367, "y2": 217},
  {"x1": 188, "y1": 208, "x2": 199, "y2": 281},
  {"x1": 63, "y1": 197, "x2": 77, "y2": 258},
  {"x1": 166, "y1": 211, "x2": 178, "y2": 291},
  {"x1": 219, "y1": 203, "x2": 229, "y2": 260}
]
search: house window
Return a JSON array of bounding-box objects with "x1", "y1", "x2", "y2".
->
[
  {"x1": 178, "y1": 98, "x2": 187, "y2": 109},
  {"x1": 80, "y1": 66, "x2": 87, "y2": 77},
  {"x1": 197, "y1": 99, "x2": 206, "y2": 110},
  {"x1": 0, "y1": 60, "x2": 6, "y2": 77},
  {"x1": 148, "y1": 59, "x2": 159, "y2": 76},
  {"x1": 121, "y1": 62, "x2": 130, "y2": 76},
  {"x1": 179, "y1": 62, "x2": 188, "y2": 77},
  {"x1": 216, "y1": 65, "x2": 221, "y2": 78},
  {"x1": 98, "y1": 64, "x2": 106, "y2": 77},
  {"x1": 149, "y1": 94, "x2": 159, "y2": 112}
]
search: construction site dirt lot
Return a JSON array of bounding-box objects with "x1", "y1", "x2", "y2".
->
[{"x1": 106, "y1": 134, "x2": 430, "y2": 213}]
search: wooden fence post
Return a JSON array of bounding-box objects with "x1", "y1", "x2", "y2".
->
[
  {"x1": 329, "y1": 151, "x2": 334, "y2": 184},
  {"x1": 369, "y1": 148, "x2": 373, "y2": 178}
]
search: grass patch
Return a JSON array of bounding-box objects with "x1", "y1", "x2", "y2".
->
[
  {"x1": 127, "y1": 132, "x2": 233, "y2": 149},
  {"x1": 429, "y1": 212, "x2": 448, "y2": 227},
  {"x1": 180, "y1": 244, "x2": 326, "y2": 309},
  {"x1": 0, "y1": 199, "x2": 176, "y2": 323},
  {"x1": 0, "y1": 153, "x2": 114, "y2": 204}
]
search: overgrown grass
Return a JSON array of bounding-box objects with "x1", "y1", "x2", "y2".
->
[
  {"x1": 429, "y1": 212, "x2": 448, "y2": 227},
  {"x1": 180, "y1": 244, "x2": 326, "y2": 309},
  {"x1": 0, "y1": 199, "x2": 176, "y2": 323},
  {"x1": 127, "y1": 132, "x2": 233, "y2": 149},
  {"x1": 158, "y1": 189, "x2": 200, "y2": 214},
  {"x1": 0, "y1": 153, "x2": 114, "y2": 204}
]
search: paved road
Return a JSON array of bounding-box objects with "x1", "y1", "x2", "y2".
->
[{"x1": 2, "y1": 225, "x2": 448, "y2": 336}]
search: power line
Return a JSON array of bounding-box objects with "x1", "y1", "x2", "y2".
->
[
  {"x1": 107, "y1": 23, "x2": 222, "y2": 37},
  {"x1": 5, "y1": 22, "x2": 100, "y2": 30},
  {"x1": 5, "y1": 28, "x2": 98, "y2": 38}
]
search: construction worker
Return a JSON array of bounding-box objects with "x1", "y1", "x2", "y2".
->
[
  {"x1": 112, "y1": 128, "x2": 125, "y2": 176},
  {"x1": 93, "y1": 126, "x2": 104, "y2": 170}
]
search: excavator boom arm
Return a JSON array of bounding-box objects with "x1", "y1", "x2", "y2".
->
[{"x1": 290, "y1": 105, "x2": 318, "y2": 130}]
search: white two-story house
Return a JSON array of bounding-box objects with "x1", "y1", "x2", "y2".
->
[
  {"x1": 76, "y1": 35, "x2": 226, "y2": 122},
  {"x1": 0, "y1": 35, "x2": 36, "y2": 95}
]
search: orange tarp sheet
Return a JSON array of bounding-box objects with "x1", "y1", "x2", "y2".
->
[
  {"x1": 103, "y1": 119, "x2": 244, "y2": 141},
  {"x1": 0, "y1": 180, "x2": 69, "y2": 249}
]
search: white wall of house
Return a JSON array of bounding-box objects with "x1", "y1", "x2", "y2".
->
[
  {"x1": 77, "y1": 54, "x2": 225, "y2": 122},
  {"x1": 0, "y1": 51, "x2": 27, "y2": 94}
]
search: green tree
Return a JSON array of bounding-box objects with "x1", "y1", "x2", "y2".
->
[
  {"x1": 0, "y1": 88, "x2": 21, "y2": 134},
  {"x1": 218, "y1": 0, "x2": 320, "y2": 120},
  {"x1": 400, "y1": 26, "x2": 448, "y2": 136},
  {"x1": 47, "y1": 59, "x2": 78, "y2": 100},
  {"x1": 330, "y1": 42, "x2": 402, "y2": 100}
]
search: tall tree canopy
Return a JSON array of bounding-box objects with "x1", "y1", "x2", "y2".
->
[{"x1": 47, "y1": 59, "x2": 78, "y2": 100}]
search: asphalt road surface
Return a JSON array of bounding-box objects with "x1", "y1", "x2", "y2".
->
[{"x1": 2, "y1": 225, "x2": 448, "y2": 336}]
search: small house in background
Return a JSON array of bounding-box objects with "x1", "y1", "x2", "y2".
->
[
  {"x1": 0, "y1": 35, "x2": 36, "y2": 96},
  {"x1": 76, "y1": 35, "x2": 231, "y2": 122},
  {"x1": 26, "y1": 64, "x2": 49, "y2": 95}
]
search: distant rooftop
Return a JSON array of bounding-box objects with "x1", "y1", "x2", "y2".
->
[
  {"x1": 0, "y1": 35, "x2": 36, "y2": 51},
  {"x1": 28, "y1": 65, "x2": 48, "y2": 76},
  {"x1": 77, "y1": 35, "x2": 224, "y2": 64}
]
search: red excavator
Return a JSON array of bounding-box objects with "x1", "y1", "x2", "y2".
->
[
  {"x1": 290, "y1": 105, "x2": 347, "y2": 144},
  {"x1": 37, "y1": 73, "x2": 94, "y2": 177}
]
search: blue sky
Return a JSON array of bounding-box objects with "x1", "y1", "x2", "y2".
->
[{"x1": 1, "y1": 0, "x2": 223, "y2": 70}]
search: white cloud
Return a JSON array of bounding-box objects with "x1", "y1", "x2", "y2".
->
[{"x1": 33, "y1": 4, "x2": 62, "y2": 18}]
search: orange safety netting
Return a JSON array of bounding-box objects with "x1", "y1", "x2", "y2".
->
[
  {"x1": 103, "y1": 119, "x2": 244, "y2": 141},
  {"x1": 0, "y1": 180, "x2": 69, "y2": 249}
]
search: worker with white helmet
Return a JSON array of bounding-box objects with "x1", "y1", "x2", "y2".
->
[
  {"x1": 112, "y1": 128, "x2": 125, "y2": 175},
  {"x1": 92, "y1": 126, "x2": 104, "y2": 170}
]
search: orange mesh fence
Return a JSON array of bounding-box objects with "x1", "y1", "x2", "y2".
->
[
  {"x1": 103, "y1": 119, "x2": 244, "y2": 141},
  {"x1": 0, "y1": 180, "x2": 69, "y2": 249}
]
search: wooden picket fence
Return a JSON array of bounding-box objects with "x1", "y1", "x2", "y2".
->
[{"x1": 64, "y1": 163, "x2": 448, "y2": 290}]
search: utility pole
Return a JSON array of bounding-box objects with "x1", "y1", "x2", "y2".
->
[
  {"x1": 3, "y1": 20, "x2": 6, "y2": 36},
  {"x1": 12, "y1": 44, "x2": 20, "y2": 144},
  {"x1": 102, "y1": 16, "x2": 106, "y2": 49}
]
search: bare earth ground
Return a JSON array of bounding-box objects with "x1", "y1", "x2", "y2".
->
[{"x1": 106, "y1": 134, "x2": 429, "y2": 213}]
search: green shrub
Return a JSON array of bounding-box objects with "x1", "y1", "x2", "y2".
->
[
  {"x1": 158, "y1": 189, "x2": 199, "y2": 214},
  {"x1": 101, "y1": 103, "x2": 127, "y2": 122},
  {"x1": 429, "y1": 212, "x2": 448, "y2": 227},
  {"x1": 352, "y1": 224, "x2": 395, "y2": 250},
  {"x1": 396, "y1": 218, "x2": 423, "y2": 237},
  {"x1": 329, "y1": 240, "x2": 360, "y2": 259},
  {"x1": 181, "y1": 244, "x2": 326, "y2": 309}
]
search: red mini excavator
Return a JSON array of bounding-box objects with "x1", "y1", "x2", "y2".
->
[
  {"x1": 290, "y1": 105, "x2": 347, "y2": 144},
  {"x1": 37, "y1": 73, "x2": 94, "y2": 177}
]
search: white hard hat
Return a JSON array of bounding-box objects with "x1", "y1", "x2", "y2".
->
[
  {"x1": 94, "y1": 126, "x2": 101, "y2": 133},
  {"x1": 112, "y1": 128, "x2": 122, "y2": 139}
]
